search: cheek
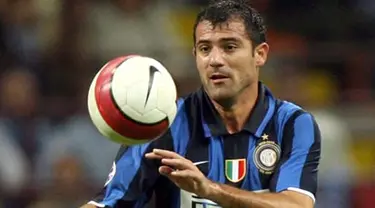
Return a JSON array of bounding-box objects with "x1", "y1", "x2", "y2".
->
[
  {"x1": 232, "y1": 58, "x2": 256, "y2": 81},
  {"x1": 196, "y1": 57, "x2": 207, "y2": 75}
]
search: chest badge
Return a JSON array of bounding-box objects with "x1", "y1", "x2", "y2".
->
[
  {"x1": 225, "y1": 158, "x2": 246, "y2": 183},
  {"x1": 253, "y1": 133, "x2": 281, "y2": 175}
]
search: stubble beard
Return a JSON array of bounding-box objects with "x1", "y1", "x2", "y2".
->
[{"x1": 204, "y1": 80, "x2": 249, "y2": 110}]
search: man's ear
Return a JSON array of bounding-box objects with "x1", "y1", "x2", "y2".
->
[
  {"x1": 254, "y1": 42, "x2": 269, "y2": 67},
  {"x1": 192, "y1": 47, "x2": 196, "y2": 56}
]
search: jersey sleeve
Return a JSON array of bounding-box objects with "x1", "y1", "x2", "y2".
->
[
  {"x1": 270, "y1": 111, "x2": 321, "y2": 202},
  {"x1": 88, "y1": 131, "x2": 174, "y2": 208}
]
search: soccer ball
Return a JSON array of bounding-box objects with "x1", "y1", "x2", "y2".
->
[{"x1": 87, "y1": 55, "x2": 178, "y2": 145}]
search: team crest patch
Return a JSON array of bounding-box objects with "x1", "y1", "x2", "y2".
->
[
  {"x1": 253, "y1": 134, "x2": 281, "y2": 174},
  {"x1": 225, "y1": 159, "x2": 246, "y2": 183}
]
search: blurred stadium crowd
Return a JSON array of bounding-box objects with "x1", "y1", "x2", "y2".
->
[{"x1": 0, "y1": 0, "x2": 374, "y2": 207}]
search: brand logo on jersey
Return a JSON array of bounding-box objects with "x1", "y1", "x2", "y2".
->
[
  {"x1": 225, "y1": 159, "x2": 246, "y2": 183},
  {"x1": 253, "y1": 134, "x2": 281, "y2": 174},
  {"x1": 104, "y1": 161, "x2": 116, "y2": 187}
]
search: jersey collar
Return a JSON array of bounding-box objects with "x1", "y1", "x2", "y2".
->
[{"x1": 200, "y1": 82, "x2": 276, "y2": 138}]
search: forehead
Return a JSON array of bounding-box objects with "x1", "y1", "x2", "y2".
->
[{"x1": 195, "y1": 19, "x2": 249, "y2": 43}]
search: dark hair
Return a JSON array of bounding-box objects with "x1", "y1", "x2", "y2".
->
[{"x1": 193, "y1": 0, "x2": 266, "y2": 47}]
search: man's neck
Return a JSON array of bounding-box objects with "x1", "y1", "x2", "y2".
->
[{"x1": 212, "y1": 84, "x2": 258, "y2": 134}]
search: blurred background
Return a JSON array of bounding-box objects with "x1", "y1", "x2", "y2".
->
[{"x1": 0, "y1": 0, "x2": 374, "y2": 207}]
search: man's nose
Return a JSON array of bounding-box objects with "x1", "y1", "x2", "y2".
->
[{"x1": 209, "y1": 48, "x2": 225, "y2": 68}]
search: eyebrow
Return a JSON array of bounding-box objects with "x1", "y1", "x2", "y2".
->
[
  {"x1": 196, "y1": 37, "x2": 241, "y2": 45},
  {"x1": 196, "y1": 40, "x2": 210, "y2": 46},
  {"x1": 219, "y1": 37, "x2": 241, "y2": 42}
]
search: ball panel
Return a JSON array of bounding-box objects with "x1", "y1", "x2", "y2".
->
[
  {"x1": 121, "y1": 105, "x2": 167, "y2": 125},
  {"x1": 88, "y1": 66, "x2": 109, "y2": 137},
  {"x1": 123, "y1": 80, "x2": 151, "y2": 115},
  {"x1": 112, "y1": 56, "x2": 147, "y2": 88},
  {"x1": 89, "y1": 85, "x2": 150, "y2": 145},
  {"x1": 141, "y1": 108, "x2": 170, "y2": 124},
  {"x1": 94, "y1": 56, "x2": 170, "y2": 140},
  {"x1": 125, "y1": 80, "x2": 163, "y2": 122},
  {"x1": 88, "y1": 55, "x2": 133, "y2": 139}
]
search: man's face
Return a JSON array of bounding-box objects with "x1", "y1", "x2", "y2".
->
[{"x1": 194, "y1": 19, "x2": 268, "y2": 103}]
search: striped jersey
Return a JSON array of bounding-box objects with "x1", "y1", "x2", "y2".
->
[{"x1": 88, "y1": 82, "x2": 321, "y2": 208}]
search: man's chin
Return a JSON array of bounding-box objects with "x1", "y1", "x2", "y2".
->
[{"x1": 206, "y1": 89, "x2": 235, "y2": 106}]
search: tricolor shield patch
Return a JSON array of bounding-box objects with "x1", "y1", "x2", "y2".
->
[{"x1": 225, "y1": 159, "x2": 246, "y2": 183}]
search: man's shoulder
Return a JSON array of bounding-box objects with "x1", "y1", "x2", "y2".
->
[
  {"x1": 275, "y1": 99, "x2": 304, "y2": 114},
  {"x1": 273, "y1": 98, "x2": 316, "y2": 125}
]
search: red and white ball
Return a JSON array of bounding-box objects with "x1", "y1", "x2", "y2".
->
[{"x1": 87, "y1": 55, "x2": 177, "y2": 145}]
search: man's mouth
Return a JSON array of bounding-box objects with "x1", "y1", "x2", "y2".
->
[
  {"x1": 210, "y1": 73, "x2": 228, "y2": 80},
  {"x1": 209, "y1": 73, "x2": 229, "y2": 83}
]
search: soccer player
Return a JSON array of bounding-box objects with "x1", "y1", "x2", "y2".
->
[{"x1": 82, "y1": 0, "x2": 321, "y2": 207}]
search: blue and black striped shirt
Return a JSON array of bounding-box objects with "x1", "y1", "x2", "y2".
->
[{"x1": 89, "y1": 82, "x2": 321, "y2": 208}]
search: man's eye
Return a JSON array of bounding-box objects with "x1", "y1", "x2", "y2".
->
[
  {"x1": 200, "y1": 46, "x2": 210, "y2": 52},
  {"x1": 226, "y1": 45, "x2": 237, "y2": 51}
]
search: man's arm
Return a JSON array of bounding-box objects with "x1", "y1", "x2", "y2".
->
[
  {"x1": 81, "y1": 131, "x2": 174, "y2": 207},
  {"x1": 204, "y1": 182, "x2": 313, "y2": 208},
  {"x1": 80, "y1": 184, "x2": 311, "y2": 208}
]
